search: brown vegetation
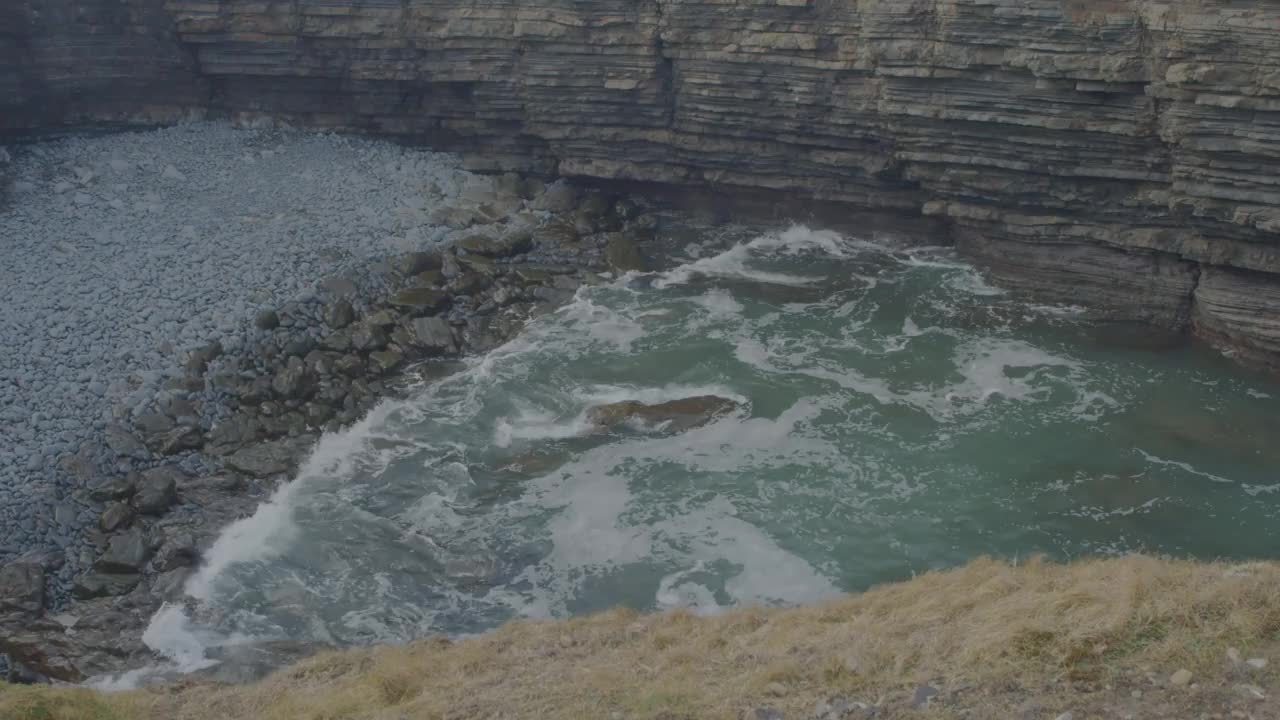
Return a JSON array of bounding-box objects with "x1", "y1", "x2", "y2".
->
[{"x1": 3, "y1": 555, "x2": 1278, "y2": 720}]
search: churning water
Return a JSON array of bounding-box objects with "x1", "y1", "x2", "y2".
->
[{"x1": 134, "y1": 225, "x2": 1280, "y2": 680}]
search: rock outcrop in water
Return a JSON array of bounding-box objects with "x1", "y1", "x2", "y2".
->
[
  {"x1": 586, "y1": 396, "x2": 742, "y2": 434},
  {"x1": 5, "y1": 0, "x2": 1280, "y2": 370}
]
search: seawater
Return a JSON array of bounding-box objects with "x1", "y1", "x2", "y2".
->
[{"x1": 126, "y1": 225, "x2": 1280, "y2": 682}]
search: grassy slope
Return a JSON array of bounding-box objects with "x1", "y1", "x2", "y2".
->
[{"x1": 3, "y1": 556, "x2": 1278, "y2": 720}]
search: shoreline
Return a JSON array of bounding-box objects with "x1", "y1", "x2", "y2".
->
[
  {"x1": 3, "y1": 123, "x2": 1278, "y2": 693},
  {"x1": 0, "y1": 123, "x2": 676, "y2": 682}
]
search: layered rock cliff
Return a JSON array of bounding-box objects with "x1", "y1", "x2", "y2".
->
[{"x1": 5, "y1": 0, "x2": 1280, "y2": 368}]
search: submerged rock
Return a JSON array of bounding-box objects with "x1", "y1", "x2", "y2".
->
[{"x1": 585, "y1": 395, "x2": 741, "y2": 433}]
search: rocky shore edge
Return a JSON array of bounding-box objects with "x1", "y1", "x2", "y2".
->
[{"x1": 0, "y1": 175, "x2": 664, "y2": 684}]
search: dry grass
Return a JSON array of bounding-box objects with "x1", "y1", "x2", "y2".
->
[{"x1": 4, "y1": 555, "x2": 1279, "y2": 720}]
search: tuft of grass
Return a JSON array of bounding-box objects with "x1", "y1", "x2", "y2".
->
[{"x1": 3, "y1": 556, "x2": 1279, "y2": 720}]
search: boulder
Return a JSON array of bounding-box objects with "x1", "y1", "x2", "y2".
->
[
  {"x1": 94, "y1": 528, "x2": 148, "y2": 573},
  {"x1": 604, "y1": 233, "x2": 645, "y2": 273},
  {"x1": 103, "y1": 423, "x2": 149, "y2": 460},
  {"x1": 98, "y1": 502, "x2": 134, "y2": 532},
  {"x1": 185, "y1": 340, "x2": 223, "y2": 374},
  {"x1": 88, "y1": 474, "x2": 137, "y2": 502},
  {"x1": 152, "y1": 567, "x2": 194, "y2": 601},
  {"x1": 368, "y1": 349, "x2": 405, "y2": 374},
  {"x1": 204, "y1": 413, "x2": 263, "y2": 455},
  {"x1": 531, "y1": 182, "x2": 578, "y2": 212},
  {"x1": 350, "y1": 322, "x2": 389, "y2": 351},
  {"x1": 396, "y1": 251, "x2": 443, "y2": 276},
  {"x1": 225, "y1": 437, "x2": 311, "y2": 478},
  {"x1": 132, "y1": 465, "x2": 183, "y2": 515},
  {"x1": 254, "y1": 310, "x2": 280, "y2": 330},
  {"x1": 390, "y1": 287, "x2": 452, "y2": 314},
  {"x1": 457, "y1": 254, "x2": 499, "y2": 277},
  {"x1": 321, "y1": 329, "x2": 353, "y2": 352},
  {"x1": 412, "y1": 313, "x2": 458, "y2": 353},
  {"x1": 147, "y1": 425, "x2": 203, "y2": 455},
  {"x1": 154, "y1": 531, "x2": 198, "y2": 572},
  {"x1": 334, "y1": 353, "x2": 366, "y2": 377},
  {"x1": 73, "y1": 573, "x2": 140, "y2": 599},
  {"x1": 325, "y1": 299, "x2": 355, "y2": 329},
  {"x1": 179, "y1": 474, "x2": 245, "y2": 506},
  {"x1": 271, "y1": 356, "x2": 315, "y2": 399},
  {"x1": 0, "y1": 562, "x2": 44, "y2": 615},
  {"x1": 457, "y1": 229, "x2": 533, "y2": 257},
  {"x1": 585, "y1": 396, "x2": 741, "y2": 433}
]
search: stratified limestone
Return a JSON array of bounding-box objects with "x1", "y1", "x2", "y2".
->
[{"x1": 6, "y1": 0, "x2": 1280, "y2": 368}]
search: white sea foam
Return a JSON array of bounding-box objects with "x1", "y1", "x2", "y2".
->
[{"x1": 1136, "y1": 449, "x2": 1234, "y2": 484}]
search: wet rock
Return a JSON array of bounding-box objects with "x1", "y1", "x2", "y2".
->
[
  {"x1": 390, "y1": 287, "x2": 452, "y2": 314},
  {"x1": 0, "y1": 562, "x2": 44, "y2": 615},
  {"x1": 585, "y1": 395, "x2": 742, "y2": 433},
  {"x1": 368, "y1": 349, "x2": 404, "y2": 374},
  {"x1": 94, "y1": 528, "x2": 148, "y2": 573},
  {"x1": 73, "y1": 572, "x2": 140, "y2": 599},
  {"x1": 1090, "y1": 322, "x2": 1187, "y2": 352},
  {"x1": 583, "y1": 392, "x2": 742, "y2": 430},
  {"x1": 325, "y1": 299, "x2": 355, "y2": 329},
  {"x1": 98, "y1": 502, "x2": 134, "y2": 532},
  {"x1": 303, "y1": 402, "x2": 335, "y2": 426},
  {"x1": 133, "y1": 466, "x2": 183, "y2": 515},
  {"x1": 155, "y1": 531, "x2": 198, "y2": 571},
  {"x1": 224, "y1": 437, "x2": 310, "y2": 478},
  {"x1": 350, "y1": 322, "x2": 389, "y2": 351},
  {"x1": 152, "y1": 567, "x2": 194, "y2": 601},
  {"x1": 179, "y1": 474, "x2": 245, "y2": 506},
  {"x1": 408, "y1": 316, "x2": 456, "y2": 354},
  {"x1": 604, "y1": 233, "x2": 645, "y2": 272}
]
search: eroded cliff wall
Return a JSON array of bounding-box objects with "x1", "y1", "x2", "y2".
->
[
  {"x1": 0, "y1": 0, "x2": 204, "y2": 133},
  {"x1": 6, "y1": 0, "x2": 1280, "y2": 367}
]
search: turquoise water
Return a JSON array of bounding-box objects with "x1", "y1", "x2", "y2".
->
[{"x1": 153, "y1": 225, "x2": 1280, "y2": 666}]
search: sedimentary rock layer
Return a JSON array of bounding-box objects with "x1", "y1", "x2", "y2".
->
[{"x1": 5, "y1": 0, "x2": 1280, "y2": 368}]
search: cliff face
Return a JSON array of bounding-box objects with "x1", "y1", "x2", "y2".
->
[
  {"x1": 0, "y1": 0, "x2": 204, "y2": 133},
  {"x1": 6, "y1": 0, "x2": 1280, "y2": 368}
]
